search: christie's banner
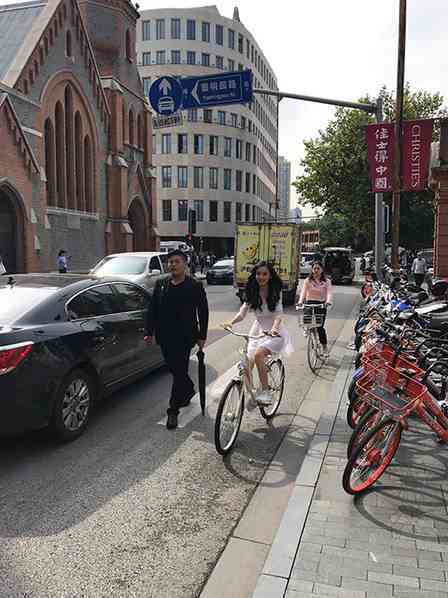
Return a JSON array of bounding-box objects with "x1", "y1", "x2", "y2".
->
[{"x1": 365, "y1": 119, "x2": 433, "y2": 193}]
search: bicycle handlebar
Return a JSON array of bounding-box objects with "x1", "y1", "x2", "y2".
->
[{"x1": 222, "y1": 325, "x2": 270, "y2": 340}]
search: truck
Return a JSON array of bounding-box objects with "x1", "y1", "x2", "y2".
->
[{"x1": 234, "y1": 223, "x2": 301, "y2": 304}]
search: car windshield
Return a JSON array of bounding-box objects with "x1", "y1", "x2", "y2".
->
[
  {"x1": 213, "y1": 261, "x2": 233, "y2": 269},
  {"x1": 302, "y1": 254, "x2": 313, "y2": 263},
  {"x1": 93, "y1": 256, "x2": 148, "y2": 276},
  {"x1": 0, "y1": 286, "x2": 55, "y2": 324}
]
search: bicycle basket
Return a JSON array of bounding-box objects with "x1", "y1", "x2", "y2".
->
[
  {"x1": 302, "y1": 311, "x2": 325, "y2": 328},
  {"x1": 363, "y1": 344, "x2": 423, "y2": 377},
  {"x1": 356, "y1": 362, "x2": 426, "y2": 414}
]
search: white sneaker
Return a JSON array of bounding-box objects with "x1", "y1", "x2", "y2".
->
[
  {"x1": 246, "y1": 396, "x2": 258, "y2": 411},
  {"x1": 303, "y1": 329, "x2": 308, "y2": 338},
  {"x1": 256, "y1": 391, "x2": 273, "y2": 406}
]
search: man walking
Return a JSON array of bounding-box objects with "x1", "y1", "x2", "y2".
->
[
  {"x1": 411, "y1": 251, "x2": 427, "y2": 287},
  {"x1": 145, "y1": 250, "x2": 209, "y2": 429}
]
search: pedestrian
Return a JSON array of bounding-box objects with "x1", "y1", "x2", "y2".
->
[
  {"x1": 57, "y1": 249, "x2": 69, "y2": 273},
  {"x1": 297, "y1": 261, "x2": 333, "y2": 358},
  {"x1": 360, "y1": 256, "x2": 366, "y2": 273},
  {"x1": 223, "y1": 261, "x2": 293, "y2": 408},
  {"x1": 411, "y1": 251, "x2": 427, "y2": 287},
  {"x1": 144, "y1": 250, "x2": 209, "y2": 430}
]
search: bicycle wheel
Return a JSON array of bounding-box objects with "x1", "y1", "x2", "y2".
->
[
  {"x1": 347, "y1": 395, "x2": 370, "y2": 429},
  {"x1": 215, "y1": 380, "x2": 244, "y2": 456},
  {"x1": 260, "y1": 359, "x2": 285, "y2": 420},
  {"x1": 347, "y1": 406, "x2": 381, "y2": 459},
  {"x1": 307, "y1": 330, "x2": 321, "y2": 373},
  {"x1": 342, "y1": 417, "x2": 402, "y2": 495}
]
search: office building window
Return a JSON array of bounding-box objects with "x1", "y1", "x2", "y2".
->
[
  {"x1": 236, "y1": 202, "x2": 242, "y2": 222},
  {"x1": 171, "y1": 18, "x2": 180, "y2": 39},
  {"x1": 245, "y1": 203, "x2": 251, "y2": 221},
  {"x1": 224, "y1": 168, "x2": 232, "y2": 190},
  {"x1": 177, "y1": 166, "x2": 188, "y2": 188},
  {"x1": 215, "y1": 24, "x2": 223, "y2": 45},
  {"x1": 142, "y1": 52, "x2": 151, "y2": 66},
  {"x1": 156, "y1": 50, "x2": 166, "y2": 65},
  {"x1": 228, "y1": 58, "x2": 235, "y2": 71},
  {"x1": 253, "y1": 145, "x2": 257, "y2": 163},
  {"x1": 178, "y1": 134, "x2": 188, "y2": 154},
  {"x1": 224, "y1": 137, "x2": 232, "y2": 158},
  {"x1": 245, "y1": 172, "x2": 251, "y2": 192},
  {"x1": 236, "y1": 139, "x2": 242, "y2": 159},
  {"x1": 142, "y1": 77, "x2": 151, "y2": 96},
  {"x1": 202, "y1": 53, "x2": 210, "y2": 66},
  {"x1": 178, "y1": 200, "x2": 188, "y2": 221},
  {"x1": 194, "y1": 166, "x2": 204, "y2": 188},
  {"x1": 156, "y1": 19, "x2": 165, "y2": 40},
  {"x1": 228, "y1": 28, "x2": 235, "y2": 49},
  {"x1": 252, "y1": 205, "x2": 256, "y2": 221},
  {"x1": 209, "y1": 200, "x2": 218, "y2": 222},
  {"x1": 209, "y1": 167, "x2": 218, "y2": 189},
  {"x1": 246, "y1": 39, "x2": 250, "y2": 59},
  {"x1": 216, "y1": 55, "x2": 224, "y2": 69},
  {"x1": 238, "y1": 33, "x2": 244, "y2": 53},
  {"x1": 253, "y1": 174, "x2": 256, "y2": 193},
  {"x1": 171, "y1": 50, "x2": 181, "y2": 64},
  {"x1": 218, "y1": 110, "x2": 226, "y2": 125},
  {"x1": 162, "y1": 200, "x2": 172, "y2": 221},
  {"x1": 209, "y1": 135, "x2": 218, "y2": 156},
  {"x1": 142, "y1": 20, "x2": 151, "y2": 41},
  {"x1": 187, "y1": 19, "x2": 196, "y2": 40},
  {"x1": 152, "y1": 133, "x2": 156, "y2": 151},
  {"x1": 236, "y1": 169, "x2": 242, "y2": 191},
  {"x1": 203, "y1": 109, "x2": 213, "y2": 123},
  {"x1": 202, "y1": 21, "x2": 210, "y2": 42},
  {"x1": 224, "y1": 201, "x2": 231, "y2": 222},
  {"x1": 161, "y1": 134, "x2": 171, "y2": 154},
  {"x1": 187, "y1": 51, "x2": 196, "y2": 65},
  {"x1": 231, "y1": 113, "x2": 238, "y2": 127},
  {"x1": 161, "y1": 166, "x2": 172, "y2": 188},
  {"x1": 193, "y1": 134, "x2": 204, "y2": 155},
  {"x1": 194, "y1": 199, "x2": 204, "y2": 222},
  {"x1": 241, "y1": 116, "x2": 246, "y2": 130},
  {"x1": 188, "y1": 108, "x2": 198, "y2": 122},
  {"x1": 251, "y1": 45, "x2": 254, "y2": 63}
]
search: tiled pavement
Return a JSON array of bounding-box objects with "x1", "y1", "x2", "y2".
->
[{"x1": 285, "y1": 373, "x2": 448, "y2": 597}]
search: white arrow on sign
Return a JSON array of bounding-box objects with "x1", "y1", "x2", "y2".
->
[
  {"x1": 191, "y1": 81, "x2": 201, "y2": 105},
  {"x1": 159, "y1": 78, "x2": 172, "y2": 96}
]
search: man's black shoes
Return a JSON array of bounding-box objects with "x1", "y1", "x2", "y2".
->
[{"x1": 166, "y1": 413, "x2": 178, "y2": 430}]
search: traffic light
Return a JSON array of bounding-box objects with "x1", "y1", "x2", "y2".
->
[{"x1": 188, "y1": 208, "x2": 196, "y2": 235}]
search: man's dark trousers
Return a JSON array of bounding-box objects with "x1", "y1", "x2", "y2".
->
[
  {"x1": 414, "y1": 273, "x2": 425, "y2": 287},
  {"x1": 160, "y1": 340, "x2": 194, "y2": 415}
]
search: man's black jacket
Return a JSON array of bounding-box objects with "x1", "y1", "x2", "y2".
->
[{"x1": 145, "y1": 276, "x2": 209, "y2": 344}]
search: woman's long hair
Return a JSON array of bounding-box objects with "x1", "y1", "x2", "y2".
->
[
  {"x1": 308, "y1": 260, "x2": 327, "y2": 283},
  {"x1": 245, "y1": 261, "x2": 282, "y2": 312}
]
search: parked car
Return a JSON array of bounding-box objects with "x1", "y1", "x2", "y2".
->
[
  {"x1": 300, "y1": 252, "x2": 314, "y2": 278},
  {"x1": 322, "y1": 247, "x2": 355, "y2": 284},
  {"x1": 0, "y1": 274, "x2": 164, "y2": 441},
  {"x1": 90, "y1": 252, "x2": 169, "y2": 292},
  {"x1": 206, "y1": 259, "x2": 234, "y2": 285}
]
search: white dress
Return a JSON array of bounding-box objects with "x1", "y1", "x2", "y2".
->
[{"x1": 235, "y1": 299, "x2": 293, "y2": 359}]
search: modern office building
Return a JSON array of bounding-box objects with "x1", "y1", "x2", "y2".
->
[
  {"x1": 278, "y1": 155, "x2": 291, "y2": 221},
  {"x1": 136, "y1": 5, "x2": 278, "y2": 255}
]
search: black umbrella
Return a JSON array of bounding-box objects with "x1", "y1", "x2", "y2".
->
[{"x1": 197, "y1": 349, "x2": 206, "y2": 415}]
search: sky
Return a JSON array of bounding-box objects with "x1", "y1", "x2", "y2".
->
[{"x1": 134, "y1": 0, "x2": 448, "y2": 213}]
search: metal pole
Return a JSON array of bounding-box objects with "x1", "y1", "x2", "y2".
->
[
  {"x1": 375, "y1": 98, "x2": 385, "y2": 278},
  {"x1": 274, "y1": 96, "x2": 281, "y2": 222},
  {"x1": 392, "y1": 0, "x2": 407, "y2": 271},
  {"x1": 253, "y1": 88, "x2": 376, "y2": 114}
]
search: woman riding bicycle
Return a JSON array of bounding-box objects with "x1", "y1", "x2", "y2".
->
[
  {"x1": 297, "y1": 261, "x2": 332, "y2": 357},
  {"x1": 224, "y1": 262, "x2": 293, "y2": 407}
]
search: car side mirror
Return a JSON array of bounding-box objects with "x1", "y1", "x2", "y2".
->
[{"x1": 150, "y1": 269, "x2": 161, "y2": 276}]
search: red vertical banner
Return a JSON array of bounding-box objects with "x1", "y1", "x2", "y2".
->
[
  {"x1": 402, "y1": 119, "x2": 434, "y2": 191},
  {"x1": 365, "y1": 123, "x2": 395, "y2": 192}
]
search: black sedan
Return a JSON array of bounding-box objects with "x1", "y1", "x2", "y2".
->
[
  {"x1": 0, "y1": 274, "x2": 163, "y2": 441},
  {"x1": 206, "y1": 259, "x2": 234, "y2": 285}
]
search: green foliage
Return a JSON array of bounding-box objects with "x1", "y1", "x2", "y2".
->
[{"x1": 293, "y1": 85, "x2": 448, "y2": 250}]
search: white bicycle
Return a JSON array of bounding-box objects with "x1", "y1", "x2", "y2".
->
[
  {"x1": 214, "y1": 327, "x2": 286, "y2": 456},
  {"x1": 297, "y1": 303, "x2": 328, "y2": 373}
]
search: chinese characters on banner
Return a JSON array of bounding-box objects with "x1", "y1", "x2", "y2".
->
[
  {"x1": 402, "y1": 119, "x2": 434, "y2": 192},
  {"x1": 365, "y1": 123, "x2": 395, "y2": 192},
  {"x1": 365, "y1": 119, "x2": 434, "y2": 193}
]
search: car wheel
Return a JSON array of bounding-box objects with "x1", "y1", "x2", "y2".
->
[{"x1": 50, "y1": 369, "x2": 94, "y2": 441}]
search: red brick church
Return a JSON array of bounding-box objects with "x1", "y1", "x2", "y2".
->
[{"x1": 0, "y1": 0, "x2": 157, "y2": 274}]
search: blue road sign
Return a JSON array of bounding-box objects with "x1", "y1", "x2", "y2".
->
[
  {"x1": 148, "y1": 70, "x2": 253, "y2": 115},
  {"x1": 181, "y1": 70, "x2": 253, "y2": 110},
  {"x1": 149, "y1": 75, "x2": 183, "y2": 116}
]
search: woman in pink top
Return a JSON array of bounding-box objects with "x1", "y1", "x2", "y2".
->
[{"x1": 297, "y1": 261, "x2": 333, "y2": 356}]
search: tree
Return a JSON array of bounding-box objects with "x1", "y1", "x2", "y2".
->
[{"x1": 293, "y1": 85, "x2": 447, "y2": 251}]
